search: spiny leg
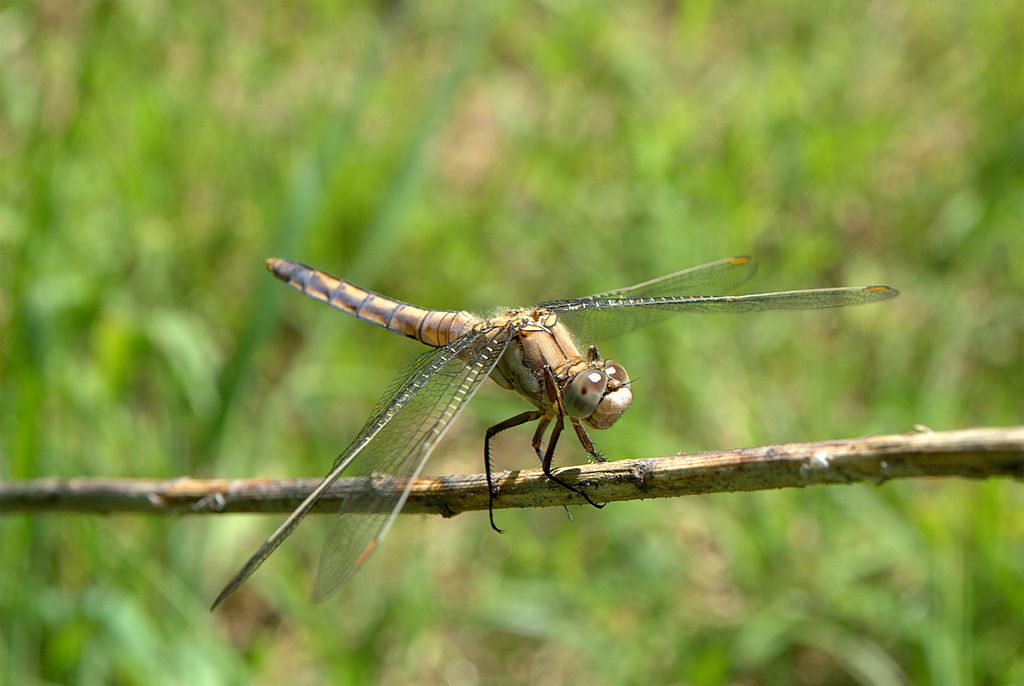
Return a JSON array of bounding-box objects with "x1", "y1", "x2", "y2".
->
[
  {"x1": 571, "y1": 419, "x2": 606, "y2": 463},
  {"x1": 530, "y1": 416, "x2": 551, "y2": 463},
  {"x1": 531, "y1": 416, "x2": 574, "y2": 521},
  {"x1": 485, "y1": 410, "x2": 542, "y2": 533},
  {"x1": 540, "y1": 415, "x2": 604, "y2": 510},
  {"x1": 538, "y1": 364, "x2": 603, "y2": 509},
  {"x1": 541, "y1": 364, "x2": 565, "y2": 411}
]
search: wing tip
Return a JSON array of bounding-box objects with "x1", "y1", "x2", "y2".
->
[
  {"x1": 865, "y1": 285, "x2": 899, "y2": 298},
  {"x1": 209, "y1": 583, "x2": 236, "y2": 612},
  {"x1": 730, "y1": 255, "x2": 755, "y2": 266},
  {"x1": 355, "y1": 538, "x2": 379, "y2": 568},
  {"x1": 309, "y1": 537, "x2": 380, "y2": 604}
]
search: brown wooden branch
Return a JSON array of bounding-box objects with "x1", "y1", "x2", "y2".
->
[{"x1": 2, "y1": 426, "x2": 1021, "y2": 516}]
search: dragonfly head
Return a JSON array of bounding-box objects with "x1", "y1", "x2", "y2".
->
[{"x1": 562, "y1": 360, "x2": 633, "y2": 430}]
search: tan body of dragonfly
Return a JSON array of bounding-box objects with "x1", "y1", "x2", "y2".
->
[{"x1": 212, "y1": 256, "x2": 897, "y2": 608}]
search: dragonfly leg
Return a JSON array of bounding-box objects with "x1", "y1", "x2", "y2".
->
[
  {"x1": 538, "y1": 365, "x2": 603, "y2": 508},
  {"x1": 530, "y1": 415, "x2": 552, "y2": 463},
  {"x1": 485, "y1": 410, "x2": 543, "y2": 533},
  {"x1": 541, "y1": 364, "x2": 567, "y2": 413},
  {"x1": 570, "y1": 419, "x2": 606, "y2": 463},
  {"x1": 531, "y1": 416, "x2": 574, "y2": 521},
  {"x1": 540, "y1": 416, "x2": 605, "y2": 510}
]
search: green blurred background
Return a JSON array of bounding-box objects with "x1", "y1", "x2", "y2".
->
[{"x1": 2, "y1": 1, "x2": 1022, "y2": 684}]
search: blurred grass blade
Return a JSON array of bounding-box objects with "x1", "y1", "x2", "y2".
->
[
  {"x1": 201, "y1": 10, "x2": 403, "y2": 461},
  {"x1": 350, "y1": 0, "x2": 505, "y2": 280}
]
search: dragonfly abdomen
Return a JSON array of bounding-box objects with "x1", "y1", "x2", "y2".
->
[{"x1": 265, "y1": 258, "x2": 477, "y2": 346}]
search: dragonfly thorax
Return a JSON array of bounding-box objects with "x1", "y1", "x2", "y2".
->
[{"x1": 487, "y1": 307, "x2": 633, "y2": 430}]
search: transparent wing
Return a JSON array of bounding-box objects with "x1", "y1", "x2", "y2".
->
[
  {"x1": 580, "y1": 256, "x2": 758, "y2": 300},
  {"x1": 309, "y1": 326, "x2": 511, "y2": 602},
  {"x1": 536, "y1": 256, "x2": 756, "y2": 341},
  {"x1": 543, "y1": 285, "x2": 899, "y2": 343},
  {"x1": 211, "y1": 326, "x2": 511, "y2": 609}
]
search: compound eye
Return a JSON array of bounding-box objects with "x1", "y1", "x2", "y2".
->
[
  {"x1": 563, "y1": 369, "x2": 608, "y2": 418},
  {"x1": 604, "y1": 360, "x2": 630, "y2": 387}
]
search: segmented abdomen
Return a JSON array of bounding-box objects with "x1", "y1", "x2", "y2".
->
[{"x1": 265, "y1": 258, "x2": 478, "y2": 347}]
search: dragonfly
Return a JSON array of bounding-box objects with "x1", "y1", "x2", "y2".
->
[{"x1": 212, "y1": 256, "x2": 897, "y2": 608}]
